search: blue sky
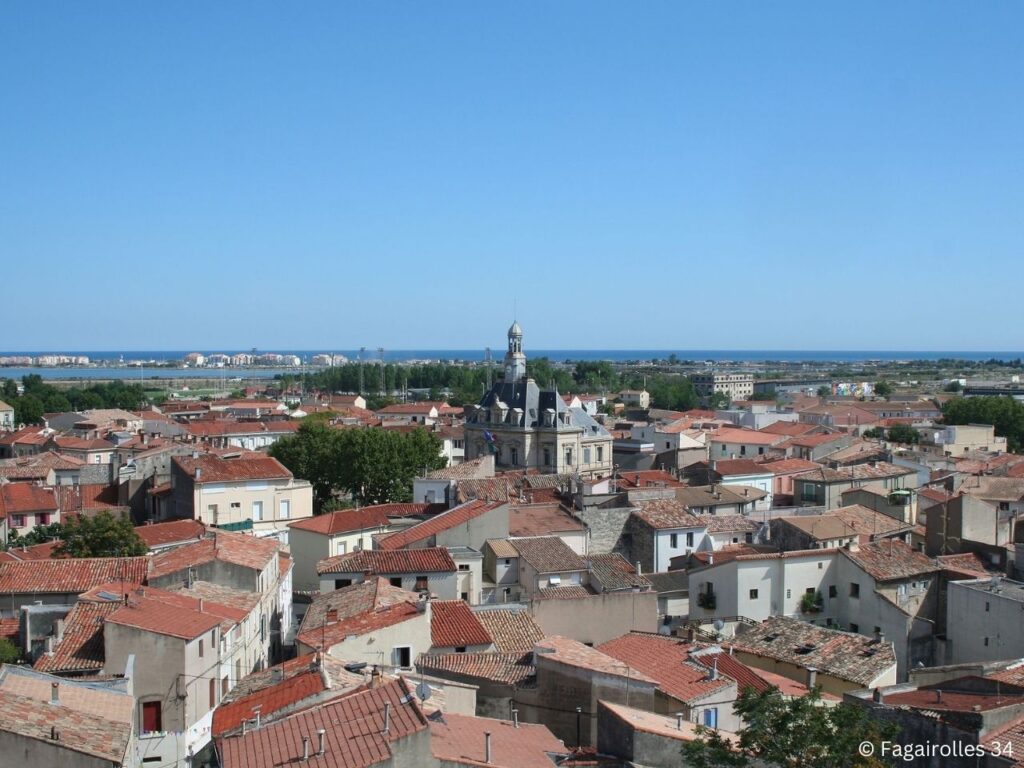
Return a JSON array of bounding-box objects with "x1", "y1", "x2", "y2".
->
[{"x1": 2, "y1": 3, "x2": 1022, "y2": 351}]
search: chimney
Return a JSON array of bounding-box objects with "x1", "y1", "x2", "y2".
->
[
  {"x1": 512, "y1": 709, "x2": 519, "y2": 728},
  {"x1": 936, "y1": 690, "x2": 943, "y2": 704},
  {"x1": 192, "y1": 450, "x2": 199, "y2": 459},
  {"x1": 199, "y1": 598, "x2": 205, "y2": 613},
  {"x1": 708, "y1": 554, "x2": 714, "y2": 565},
  {"x1": 635, "y1": 561, "x2": 642, "y2": 577},
  {"x1": 875, "y1": 629, "x2": 885, "y2": 644},
  {"x1": 806, "y1": 667, "x2": 818, "y2": 689},
  {"x1": 302, "y1": 736, "x2": 310, "y2": 761},
  {"x1": 252, "y1": 705, "x2": 261, "y2": 729},
  {"x1": 383, "y1": 703, "x2": 391, "y2": 734},
  {"x1": 676, "y1": 714, "x2": 684, "y2": 730},
  {"x1": 50, "y1": 682, "x2": 59, "y2": 705},
  {"x1": 317, "y1": 729, "x2": 326, "y2": 756},
  {"x1": 326, "y1": 608, "x2": 338, "y2": 622},
  {"x1": 195, "y1": 467, "x2": 202, "y2": 480},
  {"x1": 485, "y1": 731, "x2": 492, "y2": 764}
]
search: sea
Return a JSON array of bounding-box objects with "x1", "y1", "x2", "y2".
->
[{"x1": 0, "y1": 349, "x2": 1020, "y2": 381}]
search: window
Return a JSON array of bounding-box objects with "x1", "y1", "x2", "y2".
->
[
  {"x1": 222, "y1": 676, "x2": 229, "y2": 697},
  {"x1": 252, "y1": 501, "x2": 264, "y2": 521},
  {"x1": 390, "y1": 577, "x2": 403, "y2": 588},
  {"x1": 199, "y1": 639, "x2": 204, "y2": 658},
  {"x1": 458, "y1": 564, "x2": 470, "y2": 571},
  {"x1": 565, "y1": 448, "x2": 573, "y2": 466},
  {"x1": 510, "y1": 447, "x2": 518, "y2": 465},
  {"x1": 141, "y1": 701, "x2": 162, "y2": 734},
  {"x1": 279, "y1": 499, "x2": 290, "y2": 519},
  {"x1": 543, "y1": 448, "x2": 552, "y2": 466},
  {"x1": 686, "y1": 532, "x2": 694, "y2": 547},
  {"x1": 745, "y1": 533, "x2": 753, "y2": 543},
  {"x1": 504, "y1": 559, "x2": 511, "y2": 566},
  {"x1": 583, "y1": 448, "x2": 591, "y2": 464},
  {"x1": 740, "y1": 446, "x2": 747, "y2": 456},
  {"x1": 703, "y1": 708, "x2": 718, "y2": 728},
  {"x1": 850, "y1": 582, "x2": 860, "y2": 598},
  {"x1": 986, "y1": 601, "x2": 990, "y2": 612},
  {"x1": 749, "y1": 589, "x2": 759, "y2": 600},
  {"x1": 786, "y1": 589, "x2": 791, "y2": 598},
  {"x1": 801, "y1": 485, "x2": 818, "y2": 502},
  {"x1": 206, "y1": 504, "x2": 218, "y2": 522},
  {"x1": 849, "y1": 623, "x2": 859, "y2": 633},
  {"x1": 758, "y1": 447, "x2": 764, "y2": 455},
  {"x1": 209, "y1": 678, "x2": 216, "y2": 709},
  {"x1": 10, "y1": 515, "x2": 24, "y2": 529},
  {"x1": 806, "y1": 587, "x2": 816, "y2": 595},
  {"x1": 461, "y1": 592, "x2": 469, "y2": 601},
  {"x1": 37, "y1": 513, "x2": 49, "y2": 526},
  {"x1": 985, "y1": 637, "x2": 990, "y2": 647},
  {"x1": 597, "y1": 447, "x2": 604, "y2": 463},
  {"x1": 393, "y1": 646, "x2": 412, "y2": 669},
  {"x1": 230, "y1": 502, "x2": 241, "y2": 509},
  {"x1": 1000, "y1": 502, "x2": 1010, "y2": 511},
  {"x1": 828, "y1": 585, "x2": 837, "y2": 598},
  {"x1": 670, "y1": 534, "x2": 678, "y2": 548},
  {"x1": 415, "y1": 576, "x2": 429, "y2": 591},
  {"x1": 818, "y1": 562, "x2": 823, "y2": 569}
]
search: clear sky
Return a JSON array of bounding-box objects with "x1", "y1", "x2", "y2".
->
[{"x1": 2, "y1": 3, "x2": 1022, "y2": 352}]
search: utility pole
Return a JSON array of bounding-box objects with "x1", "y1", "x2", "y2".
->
[{"x1": 378, "y1": 348, "x2": 385, "y2": 395}]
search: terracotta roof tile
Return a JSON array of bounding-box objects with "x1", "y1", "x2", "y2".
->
[
  {"x1": 509, "y1": 537, "x2": 586, "y2": 574},
  {"x1": 508, "y1": 503, "x2": 584, "y2": 537},
  {"x1": 296, "y1": 578, "x2": 423, "y2": 650},
  {"x1": 318, "y1": 548, "x2": 455, "y2": 576},
  {"x1": 632, "y1": 499, "x2": 704, "y2": 530},
  {"x1": 377, "y1": 500, "x2": 503, "y2": 550},
  {"x1": 134, "y1": 519, "x2": 207, "y2": 548},
  {"x1": 484, "y1": 539, "x2": 519, "y2": 559},
  {"x1": 288, "y1": 507, "x2": 391, "y2": 535},
  {"x1": 840, "y1": 540, "x2": 939, "y2": 581},
  {"x1": 430, "y1": 713, "x2": 565, "y2": 768},
  {"x1": 536, "y1": 584, "x2": 594, "y2": 600},
  {"x1": 0, "y1": 483, "x2": 58, "y2": 516},
  {"x1": 416, "y1": 652, "x2": 536, "y2": 686},
  {"x1": 217, "y1": 678, "x2": 428, "y2": 768},
  {"x1": 34, "y1": 601, "x2": 120, "y2": 673},
  {"x1": 597, "y1": 633, "x2": 733, "y2": 703},
  {"x1": 587, "y1": 553, "x2": 651, "y2": 591},
  {"x1": 534, "y1": 635, "x2": 656, "y2": 683},
  {"x1": 0, "y1": 557, "x2": 149, "y2": 594},
  {"x1": 172, "y1": 454, "x2": 292, "y2": 483},
  {"x1": 148, "y1": 530, "x2": 279, "y2": 578},
  {"x1": 105, "y1": 584, "x2": 245, "y2": 639},
  {"x1": 431, "y1": 601, "x2": 493, "y2": 648},
  {"x1": 474, "y1": 610, "x2": 544, "y2": 654}
]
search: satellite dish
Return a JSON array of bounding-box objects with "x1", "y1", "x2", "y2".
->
[
  {"x1": 416, "y1": 681, "x2": 432, "y2": 702},
  {"x1": 713, "y1": 619, "x2": 725, "y2": 632}
]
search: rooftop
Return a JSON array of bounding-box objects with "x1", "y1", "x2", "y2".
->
[
  {"x1": 0, "y1": 483, "x2": 58, "y2": 516},
  {"x1": 587, "y1": 553, "x2": 651, "y2": 591},
  {"x1": 731, "y1": 616, "x2": 896, "y2": 687},
  {"x1": 430, "y1": 713, "x2": 566, "y2": 768},
  {"x1": 0, "y1": 667, "x2": 132, "y2": 763},
  {"x1": 105, "y1": 585, "x2": 245, "y2": 640},
  {"x1": 317, "y1": 548, "x2": 456, "y2": 576},
  {"x1": 296, "y1": 578, "x2": 423, "y2": 650},
  {"x1": 508, "y1": 502, "x2": 584, "y2": 537},
  {"x1": 597, "y1": 633, "x2": 733, "y2": 704},
  {"x1": 217, "y1": 678, "x2": 428, "y2": 768},
  {"x1": 533, "y1": 635, "x2": 656, "y2": 683},
  {"x1": 172, "y1": 454, "x2": 292, "y2": 483},
  {"x1": 510, "y1": 536, "x2": 586, "y2": 574},
  {"x1": 840, "y1": 540, "x2": 939, "y2": 582},
  {"x1": 33, "y1": 601, "x2": 120, "y2": 674},
  {"x1": 632, "y1": 499, "x2": 704, "y2": 530},
  {"x1": 134, "y1": 519, "x2": 207, "y2": 549},
  {"x1": 287, "y1": 506, "x2": 391, "y2": 536},
  {"x1": 0, "y1": 557, "x2": 149, "y2": 594},
  {"x1": 377, "y1": 500, "x2": 504, "y2": 550},
  {"x1": 474, "y1": 610, "x2": 545, "y2": 654},
  {"x1": 431, "y1": 600, "x2": 493, "y2": 648},
  {"x1": 148, "y1": 530, "x2": 280, "y2": 578},
  {"x1": 416, "y1": 652, "x2": 536, "y2": 687},
  {"x1": 599, "y1": 700, "x2": 738, "y2": 745}
]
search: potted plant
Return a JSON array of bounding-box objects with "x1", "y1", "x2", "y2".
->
[{"x1": 800, "y1": 590, "x2": 823, "y2": 614}]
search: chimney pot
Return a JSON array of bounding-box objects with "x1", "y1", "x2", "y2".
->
[
  {"x1": 317, "y1": 729, "x2": 326, "y2": 756},
  {"x1": 806, "y1": 667, "x2": 818, "y2": 689},
  {"x1": 50, "y1": 682, "x2": 59, "y2": 705},
  {"x1": 302, "y1": 736, "x2": 310, "y2": 761}
]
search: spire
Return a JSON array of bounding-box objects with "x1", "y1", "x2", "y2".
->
[{"x1": 504, "y1": 321, "x2": 527, "y2": 382}]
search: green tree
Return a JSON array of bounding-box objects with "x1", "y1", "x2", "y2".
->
[
  {"x1": 862, "y1": 427, "x2": 886, "y2": 440},
  {"x1": 13, "y1": 393, "x2": 44, "y2": 425},
  {"x1": 55, "y1": 511, "x2": 147, "y2": 558},
  {"x1": 750, "y1": 390, "x2": 776, "y2": 401},
  {"x1": 708, "y1": 391, "x2": 731, "y2": 410},
  {"x1": 7, "y1": 522, "x2": 63, "y2": 548},
  {"x1": 572, "y1": 361, "x2": 620, "y2": 392},
  {"x1": 943, "y1": 381, "x2": 963, "y2": 393},
  {"x1": 873, "y1": 381, "x2": 894, "y2": 399},
  {"x1": 682, "y1": 686, "x2": 897, "y2": 768},
  {"x1": 271, "y1": 423, "x2": 446, "y2": 509},
  {"x1": 816, "y1": 385, "x2": 832, "y2": 398},
  {"x1": 942, "y1": 396, "x2": 1024, "y2": 452},
  {"x1": 646, "y1": 376, "x2": 698, "y2": 411},
  {"x1": 886, "y1": 424, "x2": 920, "y2": 444},
  {"x1": 0, "y1": 638, "x2": 20, "y2": 664}
]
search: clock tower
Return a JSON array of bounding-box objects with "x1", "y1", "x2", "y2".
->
[{"x1": 504, "y1": 321, "x2": 527, "y2": 382}]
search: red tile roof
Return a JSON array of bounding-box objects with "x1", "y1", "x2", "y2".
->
[
  {"x1": 474, "y1": 610, "x2": 545, "y2": 654},
  {"x1": 535, "y1": 635, "x2": 656, "y2": 682},
  {"x1": 416, "y1": 652, "x2": 536, "y2": 686},
  {"x1": 217, "y1": 678, "x2": 429, "y2": 768},
  {"x1": 0, "y1": 483, "x2": 58, "y2": 517},
  {"x1": 883, "y1": 684, "x2": 1024, "y2": 713},
  {"x1": 430, "y1": 713, "x2": 566, "y2": 768},
  {"x1": 318, "y1": 548, "x2": 456, "y2": 576},
  {"x1": 148, "y1": 530, "x2": 280, "y2": 578},
  {"x1": 172, "y1": 454, "x2": 292, "y2": 483},
  {"x1": 213, "y1": 670, "x2": 325, "y2": 736},
  {"x1": 376, "y1": 500, "x2": 503, "y2": 550},
  {"x1": 631, "y1": 499, "x2": 704, "y2": 530},
  {"x1": 55, "y1": 484, "x2": 123, "y2": 513},
  {"x1": 840, "y1": 540, "x2": 939, "y2": 581},
  {"x1": 597, "y1": 633, "x2": 733, "y2": 704},
  {"x1": 34, "y1": 601, "x2": 120, "y2": 673},
  {"x1": 0, "y1": 558, "x2": 149, "y2": 594},
  {"x1": 710, "y1": 428, "x2": 784, "y2": 446},
  {"x1": 105, "y1": 585, "x2": 245, "y2": 639},
  {"x1": 134, "y1": 519, "x2": 207, "y2": 549},
  {"x1": 288, "y1": 507, "x2": 391, "y2": 536},
  {"x1": 296, "y1": 578, "x2": 424, "y2": 651},
  {"x1": 508, "y1": 503, "x2": 584, "y2": 536},
  {"x1": 616, "y1": 470, "x2": 685, "y2": 489},
  {"x1": 431, "y1": 601, "x2": 493, "y2": 648},
  {"x1": 757, "y1": 422, "x2": 821, "y2": 437}
]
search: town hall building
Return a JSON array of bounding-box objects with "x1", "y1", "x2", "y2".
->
[{"x1": 464, "y1": 322, "x2": 613, "y2": 478}]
